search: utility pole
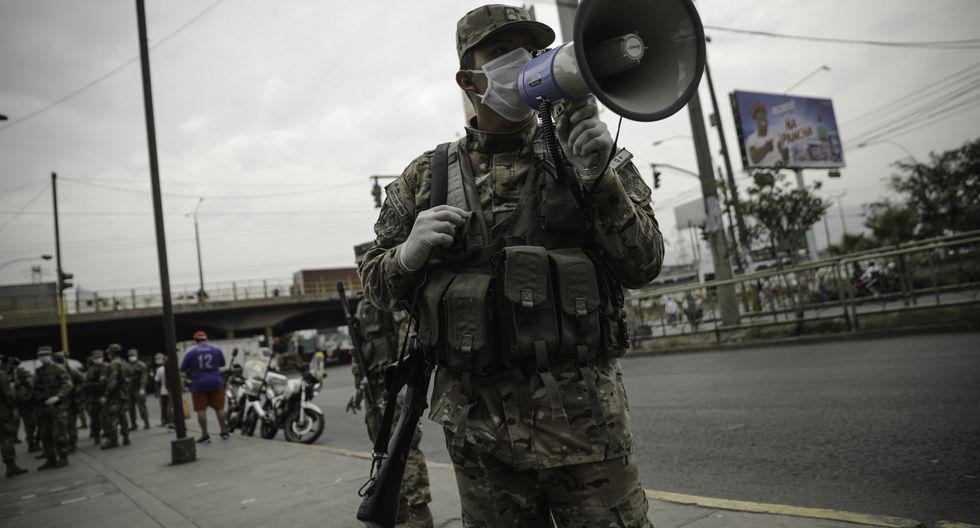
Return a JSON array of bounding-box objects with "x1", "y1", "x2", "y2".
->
[
  {"x1": 50, "y1": 172, "x2": 69, "y2": 353},
  {"x1": 134, "y1": 0, "x2": 192, "y2": 462},
  {"x1": 688, "y1": 91, "x2": 740, "y2": 325},
  {"x1": 833, "y1": 192, "x2": 848, "y2": 236},
  {"x1": 703, "y1": 48, "x2": 749, "y2": 254},
  {"x1": 188, "y1": 197, "x2": 205, "y2": 301}
]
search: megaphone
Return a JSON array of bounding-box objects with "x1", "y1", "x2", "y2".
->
[{"x1": 518, "y1": 0, "x2": 706, "y2": 122}]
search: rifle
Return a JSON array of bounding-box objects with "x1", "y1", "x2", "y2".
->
[
  {"x1": 356, "y1": 333, "x2": 433, "y2": 528},
  {"x1": 336, "y1": 282, "x2": 379, "y2": 416}
]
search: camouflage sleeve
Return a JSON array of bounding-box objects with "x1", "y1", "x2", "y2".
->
[
  {"x1": 138, "y1": 363, "x2": 148, "y2": 387},
  {"x1": 358, "y1": 152, "x2": 432, "y2": 311},
  {"x1": 0, "y1": 371, "x2": 13, "y2": 407},
  {"x1": 56, "y1": 366, "x2": 72, "y2": 400},
  {"x1": 588, "y1": 161, "x2": 665, "y2": 289},
  {"x1": 104, "y1": 362, "x2": 118, "y2": 398}
]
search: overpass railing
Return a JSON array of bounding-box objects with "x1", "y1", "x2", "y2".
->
[
  {"x1": 626, "y1": 231, "x2": 980, "y2": 343},
  {"x1": 0, "y1": 276, "x2": 360, "y2": 320}
]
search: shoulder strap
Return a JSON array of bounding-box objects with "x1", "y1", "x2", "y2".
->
[{"x1": 428, "y1": 142, "x2": 451, "y2": 208}]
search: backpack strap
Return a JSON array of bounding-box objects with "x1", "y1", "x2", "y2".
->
[{"x1": 428, "y1": 142, "x2": 451, "y2": 208}]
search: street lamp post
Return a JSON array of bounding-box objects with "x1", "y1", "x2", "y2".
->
[
  {"x1": 652, "y1": 135, "x2": 692, "y2": 147},
  {"x1": 784, "y1": 65, "x2": 831, "y2": 93},
  {"x1": 855, "y1": 140, "x2": 915, "y2": 160},
  {"x1": 0, "y1": 254, "x2": 52, "y2": 270},
  {"x1": 186, "y1": 197, "x2": 205, "y2": 301}
]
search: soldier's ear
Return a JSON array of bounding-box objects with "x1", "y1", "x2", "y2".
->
[{"x1": 455, "y1": 70, "x2": 479, "y2": 95}]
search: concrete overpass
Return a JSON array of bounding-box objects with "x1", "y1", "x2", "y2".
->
[{"x1": 0, "y1": 292, "x2": 353, "y2": 361}]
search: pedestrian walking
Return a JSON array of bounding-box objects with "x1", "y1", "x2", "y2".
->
[
  {"x1": 179, "y1": 331, "x2": 228, "y2": 443},
  {"x1": 0, "y1": 357, "x2": 28, "y2": 478},
  {"x1": 126, "y1": 349, "x2": 151, "y2": 430},
  {"x1": 85, "y1": 350, "x2": 108, "y2": 444},
  {"x1": 99, "y1": 344, "x2": 131, "y2": 449},
  {"x1": 32, "y1": 346, "x2": 71, "y2": 470},
  {"x1": 665, "y1": 297, "x2": 679, "y2": 326},
  {"x1": 357, "y1": 5, "x2": 664, "y2": 525},
  {"x1": 153, "y1": 353, "x2": 172, "y2": 427}
]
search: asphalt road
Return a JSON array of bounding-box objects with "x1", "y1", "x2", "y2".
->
[{"x1": 310, "y1": 332, "x2": 980, "y2": 525}]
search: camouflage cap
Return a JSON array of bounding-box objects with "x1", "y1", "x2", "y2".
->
[
  {"x1": 53, "y1": 350, "x2": 66, "y2": 359},
  {"x1": 37, "y1": 345, "x2": 53, "y2": 357},
  {"x1": 90, "y1": 349, "x2": 104, "y2": 360},
  {"x1": 127, "y1": 348, "x2": 138, "y2": 357},
  {"x1": 456, "y1": 4, "x2": 555, "y2": 62},
  {"x1": 106, "y1": 343, "x2": 122, "y2": 354}
]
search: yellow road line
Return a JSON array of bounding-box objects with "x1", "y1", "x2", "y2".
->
[{"x1": 195, "y1": 428, "x2": 934, "y2": 527}]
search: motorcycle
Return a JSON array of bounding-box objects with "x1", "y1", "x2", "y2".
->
[
  {"x1": 240, "y1": 349, "x2": 324, "y2": 444},
  {"x1": 223, "y1": 351, "x2": 246, "y2": 432}
]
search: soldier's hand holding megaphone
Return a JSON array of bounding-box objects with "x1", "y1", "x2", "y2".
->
[{"x1": 555, "y1": 99, "x2": 613, "y2": 187}]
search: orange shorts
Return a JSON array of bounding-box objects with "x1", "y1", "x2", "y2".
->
[{"x1": 191, "y1": 388, "x2": 225, "y2": 412}]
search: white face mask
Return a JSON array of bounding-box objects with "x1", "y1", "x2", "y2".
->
[
  {"x1": 93, "y1": 358, "x2": 104, "y2": 365},
  {"x1": 467, "y1": 48, "x2": 533, "y2": 123},
  {"x1": 128, "y1": 356, "x2": 136, "y2": 363},
  {"x1": 39, "y1": 356, "x2": 52, "y2": 365}
]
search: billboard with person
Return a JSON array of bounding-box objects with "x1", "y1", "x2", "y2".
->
[{"x1": 730, "y1": 90, "x2": 845, "y2": 170}]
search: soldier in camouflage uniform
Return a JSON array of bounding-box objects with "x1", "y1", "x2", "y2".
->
[
  {"x1": 349, "y1": 243, "x2": 433, "y2": 528},
  {"x1": 86, "y1": 350, "x2": 108, "y2": 444},
  {"x1": 32, "y1": 346, "x2": 72, "y2": 469},
  {"x1": 52, "y1": 350, "x2": 85, "y2": 452},
  {"x1": 99, "y1": 344, "x2": 131, "y2": 449},
  {"x1": 358, "y1": 5, "x2": 663, "y2": 526},
  {"x1": 11, "y1": 358, "x2": 40, "y2": 452},
  {"x1": 0, "y1": 356, "x2": 28, "y2": 477},
  {"x1": 126, "y1": 348, "x2": 151, "y2": 430}
]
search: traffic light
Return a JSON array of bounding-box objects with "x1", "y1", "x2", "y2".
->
[
  {"x1": 371, "y1": 178, "x2": 382, "y2": 208},
  {"x1": 59, "y1": 270, "x2": 73, "y2": 291},
  {"x1": 698, "y1": 224, "x2": 708, "y2": 241},
  {"x1": 653, "y1": 169, "x2": 662, "y2": 189}
]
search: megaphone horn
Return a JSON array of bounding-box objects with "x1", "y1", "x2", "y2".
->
[{"x1": 518, "y1": 0, "x2": 706, "y2": 122}]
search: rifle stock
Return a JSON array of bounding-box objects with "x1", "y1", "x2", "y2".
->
[
  {"x1": 336, "y1": 282, "x2": 379, "y2": 414},
  {"x1": 356, "y1": 339, "x2": 432, "y2": 528}
]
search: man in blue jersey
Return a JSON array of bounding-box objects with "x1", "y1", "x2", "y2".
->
[{"x1": 179, "y1": 331, "x2": 228, "y2": 443}]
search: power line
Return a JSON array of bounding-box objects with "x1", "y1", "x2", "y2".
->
[
  {"x1": 0, "y1": 180, "x2": 46, "y2": 195},
  {"x1": 703, "y1": 25, "x2": 980, "y2": 50},
  {"x1": 0, "y1": 0, "x2": 227, "y2": 134},
  {"x1": 0, "y1": 183, "x2": 50, "y2": 233}
]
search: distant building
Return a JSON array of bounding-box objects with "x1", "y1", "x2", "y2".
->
[
  {"x1": 0, "y1": 282, "x2": 58, "y2": 319},
  {"x1": 291, "y1": 267, "x2": 360, "y2": 296}
]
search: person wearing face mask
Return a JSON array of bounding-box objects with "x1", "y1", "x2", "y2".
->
[
  {"x1": 100, "y1": 344, "x2": 131, "y2": 449},
  {"x1": 51, "y1": 350, "x2": 84, "y2": 453},
  {"x1": 358, "y1": 4, "x2": 663, "y2": 527},
  {"x1": 0, "y1": 355, "x2": 28, "y2": 477},
  {"x1": 85, "y1": 349, "x2": 108, "y2": 445},
  {"x1": 126, "y1": 349, "x2": 151, "y2": 431},
  {"x1": 152, "y1": 353, "x2": 172, "y2": 427},
  {"x1": 31, "y1": 346, "x2": 71, "y2": 470}
]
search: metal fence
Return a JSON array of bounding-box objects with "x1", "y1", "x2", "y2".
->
[
  {"x1": 627, "y1": 231, "x2": 980, "y2": 343},
  {"x1": 0, "y1": 276, "x2": 359, "y2": 320}
]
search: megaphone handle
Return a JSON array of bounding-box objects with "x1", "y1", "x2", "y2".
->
[{"x1": 536, "y1": 98, "x2": 588, "y2": 210}]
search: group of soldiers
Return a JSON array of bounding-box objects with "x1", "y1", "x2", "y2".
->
[{"x1": 0, "y1": 342, "x2": 153, "y2": 477}]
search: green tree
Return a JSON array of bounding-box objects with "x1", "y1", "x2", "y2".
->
[
  {"x1": 890, "y1": 138, "x2": 980, "y2": 236},
  {"x1": 826, "y1": 233, "x2": 878, "y2": 256},
  {"x1": 742, "y1": 169, "x2": 830, "y2": 265},
  {"x1": 864, "y1": 200, "x2": 919, "y2": 245}
]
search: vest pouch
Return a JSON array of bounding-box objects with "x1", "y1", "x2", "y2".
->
[
  {"x1": 501, "y1": 246, "x2": 559, "y2": 359},
  {"x1": 549, "y1": 248, "x2": 602, "y2": 359},
  {"x1": 417, "y1": 270, "x2": 457, "y2": 352},
  {"x1": 443, "y1": 273, "x2": 496, "y2": 375}
]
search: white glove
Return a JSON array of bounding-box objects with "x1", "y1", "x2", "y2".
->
[
  {"x1": 556, "y1": 99, "x2": 614, "y2": 186},
  {"x1": 45, "y1": 396, "x2": 59, "y2": 406},
  {"x1": 99, "y1": 396, "x2": 107, "y2": 405},
  {"x1": 139, "y1": 389, "x2": 146, "y2": 397},
  {"x1": 398, "y1": 205, "x2": 468, "y2": 272}
]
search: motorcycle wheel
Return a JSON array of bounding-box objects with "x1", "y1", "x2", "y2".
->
[
  {"x1": 242, "y1": 411, "x2": 257, "y2": 437},
  {"x1": 283, "y1": 408, "x2": 324, "y2": 444},
  {"x1": 260, "y1": 419, "x2": 278, "y2": 440}
]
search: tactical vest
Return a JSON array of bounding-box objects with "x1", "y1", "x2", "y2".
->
[{"x1": 417, "y1": 137, "x2": 630, "y2": 433}]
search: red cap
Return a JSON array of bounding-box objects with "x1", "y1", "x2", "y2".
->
[
  {"x1": 193, "y1": 331, "x2": 208, "y2": 341},
  {"x1": 751, "y1": 102, "x2": 767, "y2": 117}
]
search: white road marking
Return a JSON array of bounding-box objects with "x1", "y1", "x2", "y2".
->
[
  {"x1": 61, "y1": 497, "x2": 87, "y2": 505},
  {"x1": 241, "y1": 498, "x2": 256, "y2": 504},
  {"x1": 20, "y1": 494, "x2": 36, "y2": 500},
  {"x1": 195, "y1": 482, "x2": 209, "y2": 487},
  {"x1": 50, "y1": 486, "x2": 66, "y2": 492},
  {"x1": 89, "y1": 492, "x2": 105, "y2": 499}
]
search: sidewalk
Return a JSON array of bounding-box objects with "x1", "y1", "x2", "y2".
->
[{"x1": 3, "y1": 418, "x2": 961, "y2": 528}]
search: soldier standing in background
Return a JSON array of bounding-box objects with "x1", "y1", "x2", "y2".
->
[
  {"x1": 52, "y1": 350, "x2": 84, "y2": 453},
  {"x1": 99, "y1": 344, "x2": 131, "y2": 449},
  {"x1": 126, "y1": 349, "x2": 151, "y2": 430},
  {"x1": 348, "y1": 242, "x2": 433, "y2": 528},
  {"x1": 12, "y1": 357, "x2": 39, "y2": 452},
  {"x1": 85, "y1": 350, "x2": 107, "y2": 444},
  {"x1": 33, "y1": 346, "x2": 72, "y2": 470},
  {"x1": 0, "y1": 356, "x2": 28, "y2": 477}
]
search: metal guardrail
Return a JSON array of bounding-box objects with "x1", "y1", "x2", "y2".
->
[
  {"x1": 0, "y1": 277, "x2": 358, "y2": 320},
  {"x1": 627, "y1": 233, "x2": 980, "y2": 341}
]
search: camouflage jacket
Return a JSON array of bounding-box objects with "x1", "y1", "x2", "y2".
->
[
  {"x1": 129, "y1": 360, "x2": 149, "y2": 393},
  {"x1": 358, "y1": 118, "x2": 664, "y2": 470},
  {"x1": 104, "y1": 358, "x2": 131, "y2": 401},
  {"x1": 0, "y1": 370, "x2": 14, "y2": 416},
  {"x1": 13, "y1": 366, "x2": 33, "y2": 405},
  {"x1": 32, "y1": 363, "x2": 72, "y2": 405}
]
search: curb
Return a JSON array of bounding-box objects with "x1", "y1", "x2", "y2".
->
[{"x1": 209, "y1": 428, "x2": 942, "y2": 528}]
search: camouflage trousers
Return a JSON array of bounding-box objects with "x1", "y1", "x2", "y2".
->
[
  {"x1": 16, "y1": 403, "x2": 37, "y2": 447},
  {"x1": 89, "y1": 401, "x2": 103, "y2": 441},
  {"x1": 128, "y1": 391, "x2": 149, "y2": 428},
  {"x1": 0, "y1": 411, "x2": 17, "y2": 462},
  {"x1": 101, "y1": 399, "x2": 129, "y2": 445},
  {"x1": 445, "y1": 436, "x2": 652, "y2": 528},
  {"x1": 67, "y1": 398, "x2": 79, "y2": 444},
  {"x1": 35, "y1": 405, "x2": 69, "y2": 461},
  {"x1": 366, "y1": 386, "x2": 432, "y2": 519}
]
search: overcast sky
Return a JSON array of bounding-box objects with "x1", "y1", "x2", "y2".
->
[{"x1": 1, "y1": 0, "x2": 978, "y2": 295}]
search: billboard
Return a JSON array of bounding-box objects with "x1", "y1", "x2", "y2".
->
[{"x1": 730, "y1": 90, "x2": 845, "y2": 170}]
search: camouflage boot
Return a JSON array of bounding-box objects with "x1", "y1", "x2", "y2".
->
[
  {"x1": 399, "y1": 504, "x2": 433, "y2": 528},
  {"x1": 37, "y1": 458, "x2": 58, "y2": 470},
  {"x1": 5, "y1": 462, "x2": 28, "y2": 478}
]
